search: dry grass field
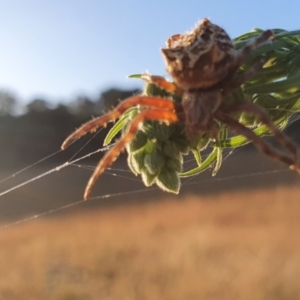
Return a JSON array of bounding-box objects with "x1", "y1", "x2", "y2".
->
[{"x1": 0, "y1": 185, "x2": 300, "y2": 300}]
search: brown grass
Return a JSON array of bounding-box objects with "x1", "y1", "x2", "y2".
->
[{"x1": 0, "y1": 186, "x2": 300, "y2": 300}]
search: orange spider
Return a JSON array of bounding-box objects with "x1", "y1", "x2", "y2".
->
[{"x1": 62, "y1": 18, "x2": 300, "y2": 200}]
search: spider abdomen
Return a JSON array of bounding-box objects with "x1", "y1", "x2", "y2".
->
[{"x1": 182, "y1": 90, "x2": 222, "y2": 140}]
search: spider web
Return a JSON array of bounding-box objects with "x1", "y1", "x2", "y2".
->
[{"x1": 0, "y1": 114, "x2": 298, "y2": 230}]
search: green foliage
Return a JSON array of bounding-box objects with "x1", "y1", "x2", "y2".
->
[{"x1": 105, "y1": 28, "x2": 300, "y2": 193}]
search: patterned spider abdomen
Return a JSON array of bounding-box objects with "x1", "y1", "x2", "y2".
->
[{"x1": 161, "y1": 18, "x2": 237, "y2": 90}]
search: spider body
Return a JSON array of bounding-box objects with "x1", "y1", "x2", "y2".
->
[{"x1": 62, "y1": 19, "x2": 300, "y2": 200}]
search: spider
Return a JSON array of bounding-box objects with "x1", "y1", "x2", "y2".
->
[{"x1": 62, "y1": 18, "x2": 300, "y2": 200}]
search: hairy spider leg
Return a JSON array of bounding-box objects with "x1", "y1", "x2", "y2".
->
[
  {"x1": 84, "y1": 109, "x2": 180, "y2": 200},
  {"x1": 235, "y1": 30, "x2": 274, "y2": 64},
  {"x1": 141, "y1": 74, "x2": 182, "y2": 96},
  {"x1": 222, "y1": 102, "x2": 298, "y2": 159},
  {"x1": 215, "y1": 110, "x2": 300, "y2": 172},
  {"x1": 62, "y1": 96, "x2": 178, "y2": 149},
  {"x1": 219, "y1": 31, "x2": 274, "y2": 90},
  {"x1": 222, "y1": 59, "x2": 267, "y2": 95}
]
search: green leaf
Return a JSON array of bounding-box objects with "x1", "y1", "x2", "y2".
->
[
  {"x1": 127, "y1": 154, "x2": 139, "y2": 175},
  {"x1": 165, "y1": 157, "x2": 183, "y2": 173},
  {"x1": 212, "y1": 147, "x2": 222, "y2": 176},
  {"x1": 180, "y1": 148, "x2": 218, "y2": 177},
  {"x1": 212, "y1": 127, "x2": 226, "y2": 176},
  {"x1": 127, "y1": 74, "x2": 142, "y2": 79},
  {"x1": 141, "y1": 170, "x2": 157, "y2": 187},
  {"x1": 192, "y1": 149, "x2": 202, "y2": 166},
  {"x1": 127, "y1": 130, "x2": 148, "y2": 153},
  {"x1": 144, "y1": 149, "x2": 165, "y2": 175},
  {"x1": 244, "y1": 73, "x2": 300, "y2": 94},
  {"x1": 156, "y1": 168, "x2": 180, "y2": 194},
  {"x1": 103, "y1": 107, "x2": 138, "y2": 146}
]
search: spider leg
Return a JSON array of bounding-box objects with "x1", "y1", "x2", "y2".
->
[
  {"x1": 215, "y1": 110, "x2": 300, "y2": 172},
  {"x1": 84, "y1": 109, "x2": 180, "y2": 200},
  {"x1": 141, "y1": 73, "x2": 182, "y2": 96},
  {"x1": 235, "y1": 30, "x2": 274, "y2": 64},
  {"x1": 221, "y1": 102, "x2": 298, "y2": 160},
  {"x1": 222, "y1": 59, "x2": 267, "y2": 95},
  {"x1": 218, "y1": 30, "x2": 274, "y2": 88},
  {"x1": 62, "y1": 96, "x2": 178, "y2": 149}
]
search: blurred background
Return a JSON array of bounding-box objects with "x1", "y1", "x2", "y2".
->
[{"x1": 0, "y1": 1, "x2": 300, "y2": 299}]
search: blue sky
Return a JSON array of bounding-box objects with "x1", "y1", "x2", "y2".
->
[{"x1": 0, "y1": 0, "x2": 300, "y2": 105}]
